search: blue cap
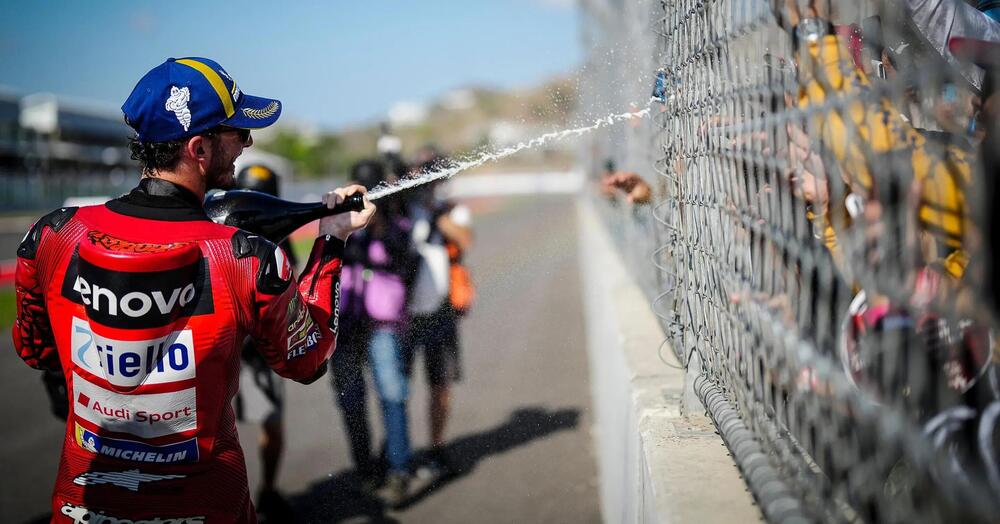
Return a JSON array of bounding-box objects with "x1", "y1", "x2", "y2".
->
[{"x1": 122, "y1": 57, "x2": 282, "y2": 142}]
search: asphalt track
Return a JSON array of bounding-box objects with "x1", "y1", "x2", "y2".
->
[{"x1": 0, "y1": 194, "x2": 600, "y2": 523}]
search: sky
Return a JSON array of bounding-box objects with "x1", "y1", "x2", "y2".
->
[{"x1": 0, "y1": 0, "x2": 581, "y2": 130}]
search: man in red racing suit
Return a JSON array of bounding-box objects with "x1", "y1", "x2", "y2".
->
[{"x1": 12, "y1": 57, "x2": 375, "y2": 523}]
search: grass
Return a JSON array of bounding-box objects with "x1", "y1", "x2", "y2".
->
[
  {"x1": 0, "y1": 287, "x2": 16, "y2": 330},
  {"x1": 290, "y1": 237, "x2": 314, "y2": 270}
]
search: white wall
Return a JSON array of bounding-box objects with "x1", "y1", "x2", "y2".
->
[{"x1": 577, "y1": 197, "x2": 760, "y2": 524}]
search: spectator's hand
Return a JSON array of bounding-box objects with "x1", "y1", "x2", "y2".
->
[
  {"x1": 783, "y1": 122, "x2": 829, "y2": 211},
  {"x1": 599, "y1": 172, "x2": 618, "y2": 199},
  {"x1": 436, "y1": 213, "x2": 473, "y2": 252},
  {"x1": 772, "y1": 0, "x2": 830, "y2": 33},
  {"x1": 861, "y1": 199, "x2": 884, "y2": 267},
  {"x1": 319, "y1": 185, "x2": 375, "y2": 241},
  {"x1": 772, "y1": 0, "x2": 801, "y2": 32},
  {"x1": 601, "y1": 171, "x2": 653, "y2": 204}
]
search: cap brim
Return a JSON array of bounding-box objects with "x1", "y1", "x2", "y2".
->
[
  {"x1": 949, "y1": 37, "x2": 1000, "y2": 70},
  {"x1": 222, "y1": 93, "x2": 282, "y2": 129}
]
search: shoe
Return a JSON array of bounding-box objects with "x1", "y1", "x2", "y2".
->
[
  {"x1": 376, "y1": 472, "x2": 410, "y2": 509},
  {"x1": 353, "y1": 460, "x2": 382, "y2": 495},
  {"x1": 414, "y1": 447, "x2": 454, "y2": 485},
  {"x1": 256, "y1": 488, "x2": 295, "y2": 523},
  {"x1": 429, "y1": 447, "x2": 455, "y2": 477},
  {"x1": 357, "y1": 470, "x2": 382, "y2": 495}
]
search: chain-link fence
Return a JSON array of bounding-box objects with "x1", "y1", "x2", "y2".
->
[{"x1": 580, "y1": 0, "x2": 1000, "y2": 522}]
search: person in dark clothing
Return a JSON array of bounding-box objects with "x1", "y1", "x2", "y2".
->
[
  {"x1": 404, "y1": 157, "x2": 474, "y2": 482},
  {"x1": 233, "y1": 162, "x2": 298, "y2": 521},
  {"x1": 330, "y1": 159, "x2": 419, "y2": 507}
]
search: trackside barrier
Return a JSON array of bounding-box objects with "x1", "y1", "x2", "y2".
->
[{"x1": 580, "y1": 0, "x2": 1000, "y2": 522}]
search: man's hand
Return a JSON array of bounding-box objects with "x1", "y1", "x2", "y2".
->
[{"x1": 319, "y1": 185, "x2": 375, "y2": 241}]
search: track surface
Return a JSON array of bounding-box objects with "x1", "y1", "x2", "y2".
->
[{"x1": 0, "y1": 195, "x2": 600, "y2": 524}]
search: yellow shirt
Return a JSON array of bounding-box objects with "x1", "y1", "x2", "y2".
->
[{"x1": 797, "y1": 35, "x2": 972, "y2": 279}]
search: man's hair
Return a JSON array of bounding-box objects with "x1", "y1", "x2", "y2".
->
[{"x1": 127, "y1": 135, "x2": 186, "y2": 176}]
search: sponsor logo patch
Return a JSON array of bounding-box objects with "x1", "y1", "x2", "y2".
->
[
  {"x1": 60, "y1": 250, "x2": 214, "y2": 329},
  {"x1": 331, "y1": 280, "x2": 341, "y2": 336},
  {"x1": 286, "y1": 294, "x2": 307, "y2": 333},
  {"x1": 73, "y1": 469, "x2": 185, "y2": 492},
  {"x1": 87, "y1": 231, "x2": 191, "y2": 254},
  {"x1": 71, "y1": 317, "x2": 195, "y2": 388},
  {"x1": 73, "y1": 372, "x2": 196, "y2": 439},
  {"x1": 165, "y1": 85, "x2": 192, "y2": 132},
  {"x1": 60, "y1": 502, "x2": 204, "y2": 524},
  {"x1": 286, "y1": 295, "x2": 320, "y2": 360},
  {"x1": 74, "y1": 423, "x2": 198, "y2": 464}
]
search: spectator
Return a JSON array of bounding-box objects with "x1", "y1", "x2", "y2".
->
[
  {"x1": 377, "y1": 122, "x2": 403, "y2": 158},
  {"x1": 778, "y1": 0, "x2": 976, "y2": 284},
  {"x1": 773, "y1": 0, "x2": 1000, "y2": 415},
  {"x1": 405, "y1": 157, "x2": 474, "y2": 483},
  {"x1": 232, "y1": 163, "x2": 297, "y2": 522},
  {"x1": 331, "y1": 159, "x2": 419, "y2": 507},
  {"x1": 902, "y1": 0, "x2": 1000, "y2": 93}
]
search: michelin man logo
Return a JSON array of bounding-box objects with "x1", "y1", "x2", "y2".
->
[
  {"x1": 165, "y1": 86, "x2": 192, "y2": 131},
  {"x1": 81, "y1": 434, "x2": 98, "y2": 453}
]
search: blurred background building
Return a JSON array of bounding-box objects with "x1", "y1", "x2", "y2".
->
[{"x1": 0, "y1": 91, "x2": 134, "y2": 210}]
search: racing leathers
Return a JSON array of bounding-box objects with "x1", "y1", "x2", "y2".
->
[{"x1": 13, "y1": 178, "x2": 344, "y2": 523}]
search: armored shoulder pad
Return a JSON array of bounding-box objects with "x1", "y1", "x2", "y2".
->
[
  {"x1": 231, "y1": 230, "x2": 293, "y2": 295},
  {"x1": 18, "y1": 207, "x2": 78, "y2": 260}
]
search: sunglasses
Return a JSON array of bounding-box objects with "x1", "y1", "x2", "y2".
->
[{"x1": 205, "y1": 126, "x2": 251, "y2": 142}]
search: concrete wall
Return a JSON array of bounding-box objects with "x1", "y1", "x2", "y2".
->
[{"x1": 577, "y1": 198, "x2": 761, "y2": 524}]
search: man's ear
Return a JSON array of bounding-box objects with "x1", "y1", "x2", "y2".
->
[{"x1": 185, "y1": 135, "x2": 211, "y2": 164}]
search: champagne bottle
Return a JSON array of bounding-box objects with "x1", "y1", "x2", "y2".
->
[{"x1": 204, "y1": 189, "x2": 365, "y2": 243}]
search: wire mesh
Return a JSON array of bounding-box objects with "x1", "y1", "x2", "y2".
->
[{"x1": 580, "y1": 0, "x2": 1000, "y2": 522}]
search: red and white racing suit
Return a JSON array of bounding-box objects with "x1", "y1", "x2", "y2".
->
[{"x1": 14, "y1": 178, "x2": 343, "y2": 523}]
